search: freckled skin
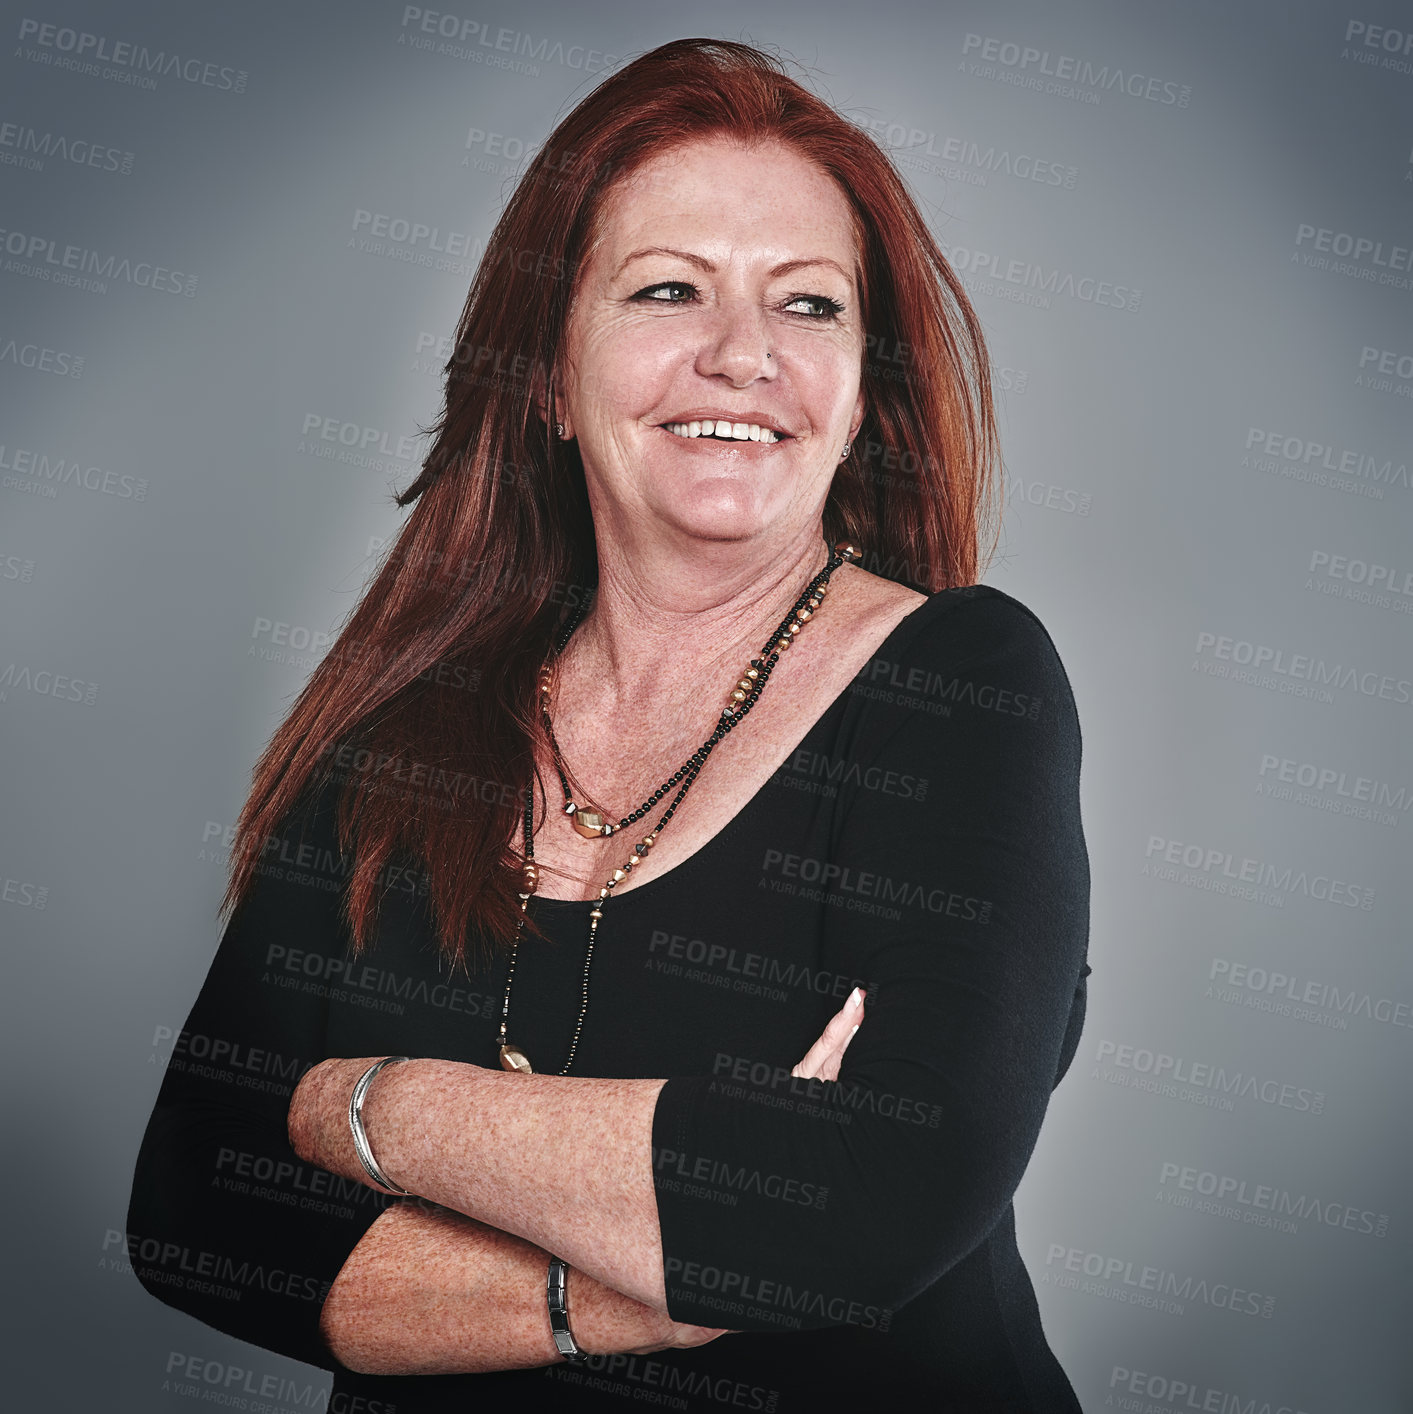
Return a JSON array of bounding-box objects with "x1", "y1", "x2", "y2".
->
[
  {"x1": 532, "y1": 139, "x2": 922, "y2": 905},
  {"x1": 560, "y1": 136, "x2": 865, "y2": 548},
  {"x1": 289, "y1": 136, "x2": 881, "y2": 1378}
]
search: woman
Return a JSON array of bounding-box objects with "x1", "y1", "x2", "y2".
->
[{"x1": 129, "y1": 38, "x2": 1091, "y2": 1412}]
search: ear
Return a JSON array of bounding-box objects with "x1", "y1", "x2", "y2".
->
[
  {"x1": 533, "y1": 365, "x2": 574, "y2": 442},
  {"x1": 847, "y1": 386, "x2": 865, "y2": 445}
]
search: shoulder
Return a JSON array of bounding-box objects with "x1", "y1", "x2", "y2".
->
[
  {"x1": 832, "y1": 566, "x2": 1068, "y2": 670},
  {"x1": 888, "y1": 583, "x2": 1072, "y2": 675},
  {"x1": 853, "y1": 583, "x2": 1082, "y2": 747}
]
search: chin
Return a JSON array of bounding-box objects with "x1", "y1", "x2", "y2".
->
[{"x1": 657, "y1": 486, "x2": 777, "y2": 542}]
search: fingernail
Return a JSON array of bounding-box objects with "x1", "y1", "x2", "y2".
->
[
  {"x1": 849, "y1": 987, "x2": 863, "y2": 1009},
  {"x1": 850, "y1": 1024, "x2": 859, "y2": 1036}
]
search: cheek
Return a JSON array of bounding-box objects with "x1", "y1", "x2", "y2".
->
[
  {"x1": 794, "y1": 345, "x2": 862, "y2": 423},
  {"x1": 576, "y1": 323, "x2": 681, "y2": 414}
]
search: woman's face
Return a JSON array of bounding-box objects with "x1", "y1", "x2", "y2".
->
[{"x1": 559, "y1": 136, "x2": 865, "y2": 552}]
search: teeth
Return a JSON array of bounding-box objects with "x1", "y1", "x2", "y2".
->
[{"x1": 664, "y1": 421, "x2": 780, "y2": 443}]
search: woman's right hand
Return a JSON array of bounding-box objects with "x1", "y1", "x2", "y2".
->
[
  {"x1": 568, "y1": 1266, "x2": 732, "y2": 1354},
  {"x1": 792, "y1": 985, "x2": 866, "y2": 1082},
  {"x1": 562, "y1": 986, "x2": 868, "y2": 1359}
]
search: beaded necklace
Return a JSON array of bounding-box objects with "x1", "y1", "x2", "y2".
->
[{"x1": 495, "y1": 537, "x2": 859, "y2": 1074}]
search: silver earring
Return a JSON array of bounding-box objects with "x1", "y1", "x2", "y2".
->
[
  {"x1": 554, "y1": 422, "x2": 564, "y2": 439},
  {"x1": 840, "y1": 441, "x2": 851, "y2": 460}
]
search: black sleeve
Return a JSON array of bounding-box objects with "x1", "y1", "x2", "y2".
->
[
  {"x1": 126, "y1": 781, "x2": 392, "y2": 1370},
  {"x1": 650, "y1": 591, "x2": 1091, "y2": 1331}
]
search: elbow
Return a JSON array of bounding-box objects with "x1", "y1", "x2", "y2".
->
[
  {"x1": 316, "y1": 1269, "x2": 411, "y2": 1379},
  {"x1": 316, "y1": 1289, "x2": 376, "y2": 1376},
  {"x1": 125, "y1": 1144, "x2": 185, "y2": 1312},
  {"x1": 789, "y1": 1145, "x2": 1023, "y2": 1325}
]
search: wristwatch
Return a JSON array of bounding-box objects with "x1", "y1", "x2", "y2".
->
[{"x1": 547, "y1": 1256, "x2": 589, "y2": 1364}]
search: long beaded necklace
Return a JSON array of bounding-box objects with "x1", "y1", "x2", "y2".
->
[{"x1": 495, "y1": 537, "x2": 860, "y2": 1074}]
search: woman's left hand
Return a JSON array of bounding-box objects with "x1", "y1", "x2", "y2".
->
[{"x1": 791, "y1": 986, "x2": 866, "y2": 1082}]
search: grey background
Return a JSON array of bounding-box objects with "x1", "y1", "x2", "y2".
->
[{"x1": 2, "y1": 1, "x2": 1409, "y2": 1410}]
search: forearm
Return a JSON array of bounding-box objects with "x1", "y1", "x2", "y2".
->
[
  {"x1": 321, "y1": 1199, "x2": 683, "y2": 1376},
  {"x1": 322, "y1": 1201, "x2": 563, "y2": 1375},
  {"x1": 293, "y1": 1058, "x2": 670, "y2": 1311}
]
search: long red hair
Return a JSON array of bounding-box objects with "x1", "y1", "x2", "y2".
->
[{"x1": 221, "y1": 38, "x2": 1000, "y2": 967}]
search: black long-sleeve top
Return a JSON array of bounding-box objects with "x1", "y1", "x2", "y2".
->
[{"x1": 128, "y1": 584, "x2": 1092, "y2": 1412}]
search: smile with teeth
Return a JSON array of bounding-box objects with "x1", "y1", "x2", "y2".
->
[{"x1": 664, "y1": 419, "x2": 783, "y2": 443}]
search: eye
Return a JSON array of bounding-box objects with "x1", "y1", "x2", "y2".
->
[
  {"x1": 783, "y1": 293, "x2": 845, "y2": 320},
  {"x1": 632, "y1": 281, "x2": 698, "y2": 303}
]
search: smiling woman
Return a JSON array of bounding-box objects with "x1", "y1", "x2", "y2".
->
[
  {"x1": 128, "y1": 37, "x2": 1090, "y2": 1413},
  {"x1": 560, "y1": 137, "x2": 867, "y2": 556}
]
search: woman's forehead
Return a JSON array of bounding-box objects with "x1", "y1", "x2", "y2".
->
[{"x1": 590, "y1": 137, "x2": 860, "y2": 272}]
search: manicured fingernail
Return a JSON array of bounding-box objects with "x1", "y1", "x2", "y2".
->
[
  {"x1": 848, "y1": 987, "x2": 863, "y2": 1009},
  {"x1": 850, "y1": 1024, "x2": 859, "y2": 1036}
]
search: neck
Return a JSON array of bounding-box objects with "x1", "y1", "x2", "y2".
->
[{"x1": 563, "y1": 525, "x2": 833, "y2": 709}]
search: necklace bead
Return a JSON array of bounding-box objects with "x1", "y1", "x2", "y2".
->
[{"x1": 496, "y1": 534, "x2": 852, "y2": 1073}]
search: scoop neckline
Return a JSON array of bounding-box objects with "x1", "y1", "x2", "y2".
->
[{"x1": 528, "y1": 588, "x2": 965, "y2": 912}]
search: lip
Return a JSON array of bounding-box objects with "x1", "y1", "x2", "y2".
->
[{"x1": 657, "y1": 410, "x2": 792, "y2": 438}]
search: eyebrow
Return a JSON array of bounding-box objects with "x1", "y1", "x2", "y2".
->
[{"x1": 615, "y1": 246, "x2": 853, "y2": 283}]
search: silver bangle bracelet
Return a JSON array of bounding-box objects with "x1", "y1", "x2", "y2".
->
[
  {"x1": 347, "y1": 1056, "x2": 413, "y2": 1196},
  {"x1": 546, "y1": 1256, "x2": 589, "y2": 1364}
]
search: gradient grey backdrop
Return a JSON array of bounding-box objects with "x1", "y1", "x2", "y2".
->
[{"x1": 2, "y1": 2, "x2": 1409, "y2": 1410}]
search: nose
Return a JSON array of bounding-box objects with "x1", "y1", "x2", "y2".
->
[{"x1": 694, "y1": 299, "x2": 776, "y2": 387}]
